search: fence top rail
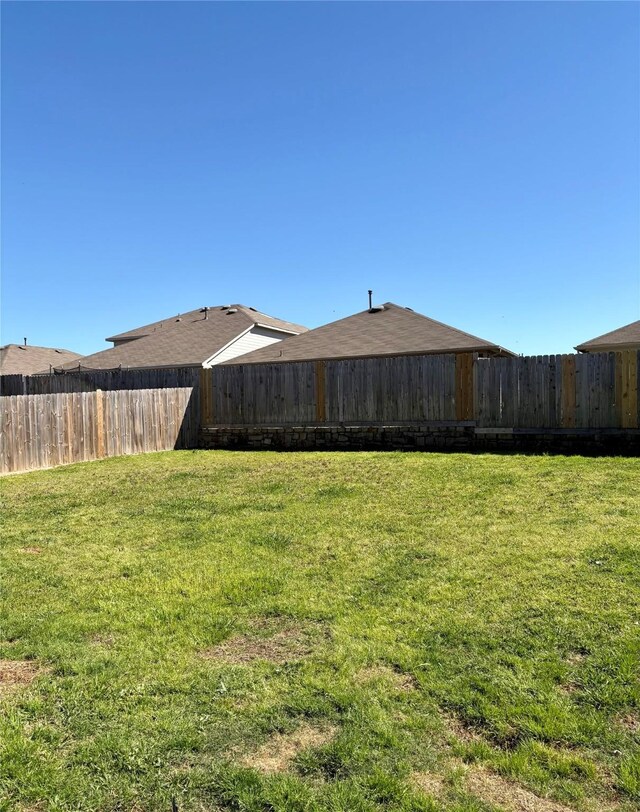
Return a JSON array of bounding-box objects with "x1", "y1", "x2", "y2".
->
[{"x1": 0, "y1": 366, "x2": 201, "y2": 396}]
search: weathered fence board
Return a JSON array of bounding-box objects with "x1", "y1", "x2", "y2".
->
[{"x1": 1, "y1": 387, "x2": 198, "y2": 474}]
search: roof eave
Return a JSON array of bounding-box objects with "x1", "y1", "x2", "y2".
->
[
  {"x1": 575, "y1": 342, "x2": 640, "y2": 353},
  {"x1": 105, "y1": 333, "x2": 150, "y2": 343},
  {"x1": 227, "y1": 345, "x2": 514, "y2": 365},
  {"x1": 53, "y1": 361, "x2": 205, "y2": 373}
]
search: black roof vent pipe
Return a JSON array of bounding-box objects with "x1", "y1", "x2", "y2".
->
[{"x1": 368, "y1": 290, "x2": 373, "y2": 310}]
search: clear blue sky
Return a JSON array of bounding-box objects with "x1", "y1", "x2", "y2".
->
[{"x1": 2, "y1": 1, "x2": 638, "y2": 356}]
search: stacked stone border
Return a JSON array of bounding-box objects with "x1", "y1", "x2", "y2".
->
[{"x1": 200, "y1": 424, "x2": 640, "y2": 456}]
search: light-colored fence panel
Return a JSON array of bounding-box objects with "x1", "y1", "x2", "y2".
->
[{"x1": 0, "y1": 387, "x2": 198, "y2": 474}]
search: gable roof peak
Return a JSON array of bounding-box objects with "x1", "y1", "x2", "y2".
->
[{"x1": 224, "y1": 302, "x2": 514, "y2": 364}]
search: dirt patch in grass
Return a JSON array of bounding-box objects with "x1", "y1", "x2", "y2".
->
[
  {"x1": 21, "y1": 547, "x2": 42, "y2": 554},
  {"x1": 356, "y1": 664, "x2": 418, "y2": 692},
  {"x1": 411, "y1": 771, "x2": 446, "y2": 798},
  {"x1": 558, "y1": 681, "x2": 580, "y2": 696},
  {"x1": 442, "y1": 712, "x2": 483, "y2": 744},
  {"x1": 566, "y1": 651, "x2": 587, "y2": 665},
  {"x1": 202, "y1": 618, "x2": 325, "y2": 665},
  {"x1": 616, "y1": 712, "x2": 639, "y2": 734},
  {"x1": 240, "y1": 723, "x2": 337, "y2": 773},
  {"x1": 466, "y1": 767, "x2": 576, "y2": 812},
  {"x1": 0, "y1": 659, "x2": 43, "y2": 693},
  {"x1": 89, "y1": 633, "x2": 115, "y2": 647},
  {"x1": 442, "y1": 712, "x2": 526, "y2": 749}
]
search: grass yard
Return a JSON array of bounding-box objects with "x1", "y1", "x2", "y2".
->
[{"x1": 1, "y1": 450, "x2": 639, "y2": 812}]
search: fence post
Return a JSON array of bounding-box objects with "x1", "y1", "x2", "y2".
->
[
  {"x1": 199, "y1": 368, "x2": 214, "y2": 426},
  {"x1": 315, "y1": 361, "x2": 326, "y2": 423},
  {"x1": 455, "y1": 353, "x2": 474, "y2": 421},
  {"x1": 618, "y1": 350, "x2": 638, "y2": 429}
]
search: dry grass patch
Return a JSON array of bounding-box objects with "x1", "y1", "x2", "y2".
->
[
  {"x1": 202, "y1": 618, "x2": 325, "y2": 665},
  {"x1": 20, "y1": 547, "x2": 42, "y2": 554},
  {"x1": 0, "y1": 659, "x2": 43, "y2": 694},
  {"x1": 240, "y1": 723, "x2": 338, "y2": 774},
  {"x1": 465, "y1": 767, "x2": 577, "y2": 812},
  {"x1": 410, "y1": 771, "x2": 446, "y2": 799},
  {"x1": 356, "y1": 664, "x2": 418, "y2": 692}
]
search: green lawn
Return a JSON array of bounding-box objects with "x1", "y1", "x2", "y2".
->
[{"x1": 1, "y1": 451, "x2": 639, "y2": 812}]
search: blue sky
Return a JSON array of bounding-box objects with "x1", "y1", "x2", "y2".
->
[{"x1": 2, "y1": 1, "x2": 638, "y2": 356}]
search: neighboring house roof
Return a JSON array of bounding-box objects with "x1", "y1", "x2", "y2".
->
[
  {"x1": 57, "y1": 305, "x2": 308, "y2": 371},
  {"x1": 225, "y1": 302, "x2": 515, "y2": 364},
  {"x1": 0, "y1": 344, "x2": 82, "y2": 376},
  {"x1": 575, "y1": 320, "x2": 640, "y2": 353}
]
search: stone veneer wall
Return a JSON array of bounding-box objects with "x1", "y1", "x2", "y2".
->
[{"x1": 200, "y1": 424, "x2": 640, "y2": 456}]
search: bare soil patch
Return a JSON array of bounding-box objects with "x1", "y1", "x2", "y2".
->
[
  {"x1": 442, "y1": 712, "x2": 483, "y2": 744},
  {"x1": 0, "y1": 659, "x2": 42, "y2": 694},
  {"x1": 202, "y1": 618, "x2": 325, "y2": 665},
  {"x1": 616, "y1": 712, "x2": 639, "y2": 734},
  {"x1": 410, "y1": 771, "x2": 446, "y2": 798},
  {"x1": 240, "y1": 723, "x2": 337, "y2": 773},
  {"x1": 466, "y1": 767, "x2": 577, "y2": 812},
  {"x1": 442, "y1": 712, "x2": 525, "y2": 749},
  {"x1": 356, "y1": 664, "x2": 418, "y2": 692},
  {"x1": 21, "y1": 547, "x2": 42, "y2": 554},
  {"x1": 89, "y1": 633, "x2": 115, "y2": 647},
  {"x1": 559, "y1": 681, "x2": 579, "y2": 694}
]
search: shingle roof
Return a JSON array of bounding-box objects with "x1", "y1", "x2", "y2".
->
[
  {"x1": 575, "y1": 320, "x2": 640, "y2": 352},
  {"x1": 0, "y1": 344, "x2": 82, "y2": 376},
  {"x1": 225, "y1": 303, "x2": 514, "y2": 364},
  {"x1": 57, "y1": 305, "x2": 308, "y2": 371}
]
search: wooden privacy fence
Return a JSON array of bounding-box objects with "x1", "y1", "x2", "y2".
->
[
  {"x1": 2, "y1": 350, "x2": 638, "y2": 473},
  {"x1": 474, "y1": 351, "x2": 638, "y2": 429},
  {"x1": 1, "y1": 387, "x2": 199, "y2": 474},
  {"x1": 200, "y1": 354, "x2": 463, "y2": 425},
  {"x1": 200, "y1": 350, "x2": 639, "y2": 429}
]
